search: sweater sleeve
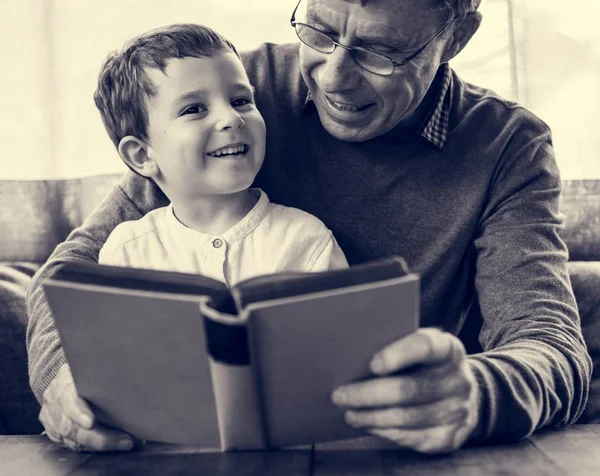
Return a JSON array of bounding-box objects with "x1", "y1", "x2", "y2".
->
[
  {"x1": 26, "y1": 171, "x2": 168, "y2": 403},
  {"x1": 467, "y1": 121, "x2": 591, "y2": 442}
]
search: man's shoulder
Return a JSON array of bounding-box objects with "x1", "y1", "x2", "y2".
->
[
  {"x1": 450, "y1": 69, "x2": 551, "y2": 139},
  {"x1": 240, "y1": 42, "x2": 306, "y2": 114},
  {"x1": 240, "y1": 42, "x2": 300, "y2": 71}
]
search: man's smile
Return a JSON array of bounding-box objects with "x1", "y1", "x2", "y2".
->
[
  {"x1": 320, "y1": 92, "x2": 375, "y2": 124},
  {"x1": 325, "y1": 95, "x2": 372, "y2": 112}
]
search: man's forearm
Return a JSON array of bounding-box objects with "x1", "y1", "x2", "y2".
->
[
  {"x1": 26, "y1": 173, "x2": 167, "y2": 402},
  {"x1": 467, "y1": 337, "x2": 591, "y2": 442}
]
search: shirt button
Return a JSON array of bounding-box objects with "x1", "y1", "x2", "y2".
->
[{"x1": 212, "y1": 238, "x2": 223, "y2": 248}]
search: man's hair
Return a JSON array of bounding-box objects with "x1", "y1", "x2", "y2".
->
[
  {"x1": 94, "y1": 23, "x2": 239, "y2": 148},
  {"x1": 356, "y1": 0, "x2": 481, "y2": 17},
  {"x1": 440, "y1": 0, "x2": 482, "y2": 17}
]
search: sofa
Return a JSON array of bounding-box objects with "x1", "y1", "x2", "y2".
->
[{"x1": 1, "y1": 175, "x2": 599, "y2": 435}]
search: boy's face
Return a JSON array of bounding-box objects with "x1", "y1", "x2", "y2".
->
[{"x1": 143, "y1": 53, "x2": 266, "y2": 200}]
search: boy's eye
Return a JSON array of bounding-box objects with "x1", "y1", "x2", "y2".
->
[
  {"x1": 181, "y1": 104, "x2": 206, "y2": 115},
  {"x1": 231, "y1": 97, "x2": 254, "y2": 108}
]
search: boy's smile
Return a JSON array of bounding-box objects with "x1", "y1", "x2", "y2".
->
[{"x1": 142, "y1": 53, "x2": 266, "y2": 203}]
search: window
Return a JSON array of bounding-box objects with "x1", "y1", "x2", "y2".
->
[{"x1": 1, "y1": 0, "x2": 597, "y2": 180}]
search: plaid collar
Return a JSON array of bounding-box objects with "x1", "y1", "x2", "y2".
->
[
  {"x1": 302, "y1": 63, "x2": 452, "y2": 149},
  {"x1": 419, "y1": 63, "x2": 452, "y2": 149}
]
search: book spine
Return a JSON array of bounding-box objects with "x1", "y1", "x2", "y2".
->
[{"x1": 199, "y1": 300, "x2": 267, "y2": 451}]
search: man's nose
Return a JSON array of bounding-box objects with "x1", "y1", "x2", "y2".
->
[
  {"x1": 317, "y1": 46, "x2": 361, "y2": 93},
  {"x1": 216, "y1": 106, "x2": 245, "y2": 131}
]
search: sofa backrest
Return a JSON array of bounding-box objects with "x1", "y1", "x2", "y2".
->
[
  {"x1": 561, "y1": 180, "x2": 600, "y2": 261},
  {"x1": 0, "y1": 174, "x2": 122, "y2": 262},
  {"x1": 0, "y1": 176, "x2": 598, "y2": 263}
]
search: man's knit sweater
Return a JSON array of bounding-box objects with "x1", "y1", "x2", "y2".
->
[{"x1": 26, "y1": 43, "x2": 591, "y2": 442}]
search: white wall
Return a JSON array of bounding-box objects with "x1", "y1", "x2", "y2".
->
[{"x1": 1, "y1": 0, "x2": 597, "y2": 179}]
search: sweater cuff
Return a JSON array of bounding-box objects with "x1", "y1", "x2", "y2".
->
[
  {"x1": 465, "y1": 357, "x2": 493, "y2": 443},
  {"x1": 32, "y1": 351, "x2": 68, "y2": 404}
]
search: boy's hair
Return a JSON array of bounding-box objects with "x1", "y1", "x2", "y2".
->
[{"x1": 94, "y1": 23, "x2": 239, "y2": 148}]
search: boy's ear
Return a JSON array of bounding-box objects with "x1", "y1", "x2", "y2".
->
[
  {"x1": 440, "y1": 11, "x2": 483, "y2": 64},
  {"x1": 118, "y1": 136, "x2": 159, "y2": 178}
]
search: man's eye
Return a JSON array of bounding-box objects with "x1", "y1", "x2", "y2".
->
[
  {"x1": 181, "y1": 104, "x2": 206, "y2": 115},
  {"x1": 231, "y1": 97, "x2": 254, "y2": 108},
  {"x1": 362, "y1": 43, "x2": 399, "y2": 57},
  {"x1": 313, "y1": 26, "x2": 338, "y2": 40}
]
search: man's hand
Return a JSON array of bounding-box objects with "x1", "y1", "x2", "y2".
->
[
  {"x1": 331, "y1": 328, "x2": 480, "y2": 454},
  {"x1": 39, "y1": 364, "x2": 135, "y2": 452}
]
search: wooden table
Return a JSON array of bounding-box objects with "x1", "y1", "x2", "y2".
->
[{"x1": 1, "y1": 425, "x2": 598, "y2": 476}]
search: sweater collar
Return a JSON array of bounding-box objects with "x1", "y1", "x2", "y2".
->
[{"x1": 302, "y1": 63, "x2": 452, "y2": 149}]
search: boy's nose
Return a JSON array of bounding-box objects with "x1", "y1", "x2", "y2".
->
[{"x1": 216, "y1": 107, "x2": 245, "y2": 131}]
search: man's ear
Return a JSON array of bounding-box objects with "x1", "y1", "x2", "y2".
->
[
  {"x1": 440, "y1": 11, "x2": 483, "y2": 64},
  {"x1": 118, "y1": 135, "x2": 159, "y2": 178}
]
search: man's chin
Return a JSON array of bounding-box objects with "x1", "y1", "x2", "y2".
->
[
  {"x1": 314, "y1": 99, "x2": 380, "y2": 142},
  {"x1": 319, "y1": 116, "x2": 379, "y2": 142}
]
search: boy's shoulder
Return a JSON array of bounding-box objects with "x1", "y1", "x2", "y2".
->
[
  {"x1": 255, "y1": 191, "x2": 347, "y2": 271},
  {"x1": 262, "y1": 195, "x2": 333, "y2": 243},
  {"x1": 102, "y1": 206, "x2": 170, "y2": 253}
]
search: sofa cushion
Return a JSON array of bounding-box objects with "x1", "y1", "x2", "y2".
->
[
  {"x1": 0, "y1": 262, "x2": 43, "y2": 434},
  {"x1": 568, "y1": 261, "x2": 600, "y2": 423},
  {"x1": 0, "y1": 174, "x2": 122, "y2": 262},
  {"x1": 561, "y1": 180, "x2": 600, "y2": 261}
]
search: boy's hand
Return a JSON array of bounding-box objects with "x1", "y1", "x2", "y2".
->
[
  {"x1": 39, "y1": 364, "x2": 135, "y2": 452},
  {"x1": 332, "y1": 328, "x2": 480, "y2": 454}
]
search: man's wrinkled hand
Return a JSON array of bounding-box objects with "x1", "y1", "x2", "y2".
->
[
  {"x1": 332, "y1": 328, "x2": 480, "y2": 454},
  {"x1": 39, "y1": 363, "x2": 136, "y2": 452}
]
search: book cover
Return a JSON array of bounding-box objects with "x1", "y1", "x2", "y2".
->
[{"x1": 43, "y1": 256, "x2": 419, "y2": 450}]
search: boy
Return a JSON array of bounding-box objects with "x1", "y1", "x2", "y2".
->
[{"x1": 94, "y1": 23, "x2": 347, "y2": 282}]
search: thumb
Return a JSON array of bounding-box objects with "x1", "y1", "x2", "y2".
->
[
  {"x1": 370, "y1": 328, "x2": 464, "y2": 375},
  {"x1": 71, "y1": 395, "x2": 95, "y2": 429}
]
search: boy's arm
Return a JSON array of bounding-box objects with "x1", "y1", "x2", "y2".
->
[{"x1": 26, "y1": 171, "x2": 168, "y2": 402}]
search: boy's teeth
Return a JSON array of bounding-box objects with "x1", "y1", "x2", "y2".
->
[{"x1": 209, "y1": 145, "x2": 247, "y2": 157}]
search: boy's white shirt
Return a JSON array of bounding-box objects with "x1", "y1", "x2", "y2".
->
[{"x1": 99, "y1": 188, "x2": 348, "y2": 286}]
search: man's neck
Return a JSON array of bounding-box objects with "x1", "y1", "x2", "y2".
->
[
  {"x1": 381, "y1": 65, "x2": 446, "y2": 139},
  {"x1": 170, "y1": 189, "x2": 258, "y2": 236}
]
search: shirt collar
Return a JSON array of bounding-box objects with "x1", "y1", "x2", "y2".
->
[
  {"x1": 165, "y1": 188, "x2": 271, "y2": 246},
  {"x1": 302, "y1": 63, "x2": 452, "y2": 149}
]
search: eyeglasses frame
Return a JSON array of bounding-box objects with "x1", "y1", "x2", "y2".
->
[{"x1": 289, "y1": 0, "x2": 456, "y2": 76}]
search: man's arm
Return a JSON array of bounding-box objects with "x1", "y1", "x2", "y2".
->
[
  {"x1": 26, "y1": 171, "x2": 168, "y2": 402},
  {"x1": 331, "y1": 118, "x2": 591, "y2": 452},
  {"x1": 466, "y1": 126, "x2": 591, "y2": 441}
]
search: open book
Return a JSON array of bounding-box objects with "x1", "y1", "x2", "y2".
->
[{"x1": 43, "y1": 256, "x2": 420, "y2": 450}]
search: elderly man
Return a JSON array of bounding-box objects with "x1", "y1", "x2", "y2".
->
[{"x1": 27, "y1": 0, "x2": 591, "y2": 454}]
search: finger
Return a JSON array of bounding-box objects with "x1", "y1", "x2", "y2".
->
[
  {"x1": 344, "y1": 397, "x2": 469, "y2": 429},
  {"x1": 370, "y1": 328, "x2": 464, "y2": 375},
  {"x1": 39, "y1": 406, "x2": 61, "y2": 444},
  {"x1": 62, "y1": 438, "x2": 85, "y2": 452},
  {"x1": 332, "y1": 363, "x2": 472, "y2": 407},
  {"x1": 53, "y1": 409, "x2": 134, "y2": 452},
  {"x1": 55, "y1": 381, "x2": 94, "y2": 429},
  {"x1": 63, "y1": 395, "x2": 95, "y2": 429},
  {"x1": 46, "y1": 365, "x2": 95, "y2": 429},
  {"x1": 368, "y1": 424, "x2": 465, "y2": 454},
  {"x1": 69, "y1": 424, "x2": 135, "y2": 452}
]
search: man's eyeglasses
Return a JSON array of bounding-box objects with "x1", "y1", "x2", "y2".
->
[{"x1": 290, "y1": 0, "x2": 455, "y2": 76}]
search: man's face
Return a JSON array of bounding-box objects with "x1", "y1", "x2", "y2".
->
[
  {"x1": 299, "y1": 0, "x2": 451, "y2": 142},
  {"x1": 144, "y1": 53, "x2": 266, "y2": 203}
]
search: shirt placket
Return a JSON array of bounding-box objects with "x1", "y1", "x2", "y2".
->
[{"x1": 207, "y1": 236, "x2": 228, "y2": 283}]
